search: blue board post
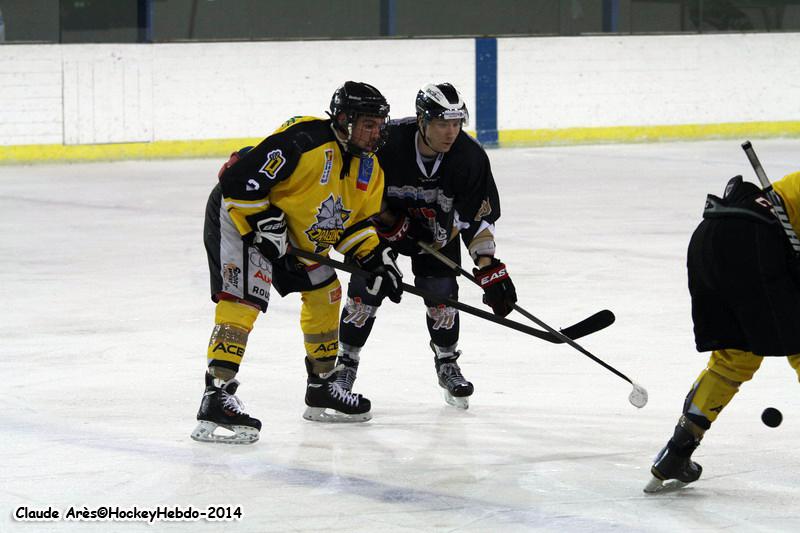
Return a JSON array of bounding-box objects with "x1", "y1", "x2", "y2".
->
[{"x1": 475, "y1": 38, "x2": 498, "y2": 147}]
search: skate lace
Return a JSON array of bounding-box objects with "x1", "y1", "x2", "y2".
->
[
  {"x1": 438, "y1": 362, "x2": 467, "y2": 388},
  {"x1": 327, "y1": 382, "x2": 361, "y2": 408},
  {"x1": 335, "y1": 366, "x2": 357, "y2": 391},
  {"x1": 221, "y1": 391, "x2": 247, "y2": 415}
]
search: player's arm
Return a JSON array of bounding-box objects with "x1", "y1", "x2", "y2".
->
[
  {"x1": 456, "y1": 149, "x2": 517, "y2": 317},
  {"x1": 218, "y1": 129, "x2": 301, "y2": 259}
]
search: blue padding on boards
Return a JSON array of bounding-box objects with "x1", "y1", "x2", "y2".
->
[{"x1": 475, "y1": 38, "x2": 497, "y2": 147}]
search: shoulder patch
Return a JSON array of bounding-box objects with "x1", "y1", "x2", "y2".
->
[
  {"x1": 259, "y1": 149, "x2": 286, "y2": 180},
  {"x1": 474, "y1": 198, "x2": 493, "y2": 221}
]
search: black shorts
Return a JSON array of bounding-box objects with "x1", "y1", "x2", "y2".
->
[
  {"x1": 688, "y1": 216, "x2": 800, "y2": 356},
  {"x1": 410, "y1": 237, "x2": 463, "y2": 278},
  {"x1": 204, "y1": 185, "x2": 336, "y2": 310}
]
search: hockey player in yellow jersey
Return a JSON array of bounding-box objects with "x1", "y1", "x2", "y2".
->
[
  {"x1": 645, "y1": 170, "x2": 800, "y2": 492},
  {"x1": 191, "y1": 82, "x2": 403, "y2": 444}
]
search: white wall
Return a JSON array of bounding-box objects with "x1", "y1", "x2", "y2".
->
[
  {"x1": 150, "y1": 39, "x2": 474, "y2": 142},
  {"x1": 0, "y1": 45, "x2": 63, "y2": 145},
  {"x1": 499, "y1": 33, "x2": 800, "y2": 130},
  {"x1": 1, "y1": 33, "x2": 799, "y2": 147}
]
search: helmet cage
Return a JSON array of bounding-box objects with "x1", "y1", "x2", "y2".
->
[{"x1": 329, "y1": 81, "x2": 390, "y2": 156}]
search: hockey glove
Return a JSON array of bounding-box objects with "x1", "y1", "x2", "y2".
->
[
  {"x1": 473, "y1": 258, "x2": 517, "y2": 317},
  {"x1": 357, "y1": 244, "x2": 403, "y2": 303},
  {"x1": 247, "y1": 205, "x2": 288, "y2": 261},
  {"x1": 376, "y1": 213, "x2": 433, "y2": 256}
]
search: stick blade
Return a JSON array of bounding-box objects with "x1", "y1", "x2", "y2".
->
[
  {"x1": 558, "y1": 309, "x2": 615, "y2": 342},
  {"x1": 629, "y1": 382, "x2": 648, "y2": 408}
]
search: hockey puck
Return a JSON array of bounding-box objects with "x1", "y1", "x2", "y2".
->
[{"x1": 761, "y1": 407, "x2": 782, "y2": 428}]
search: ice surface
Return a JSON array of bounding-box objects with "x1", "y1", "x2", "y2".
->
[{"x1": 2, "y1": 140, "x2": 799, "y2": 532}]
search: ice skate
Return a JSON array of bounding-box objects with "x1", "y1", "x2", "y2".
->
[
  {"x1": 333, "y1": 353, "x2": 359, "y2": 392},
  {"x1": 191, "y1": 373, "x2": 261, "y2": 444},
  {"x1": 303, "y1": 359, "x2": 371, "y2": 423},
  {"x1": 432, "y1": 341, "x2": 473, "y2": 409},
  {"x1": 644, "y1": 417, "x2": 704, "y2": 493}
]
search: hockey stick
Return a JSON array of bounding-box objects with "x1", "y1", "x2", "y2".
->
[
  {"x1": 289, "y1": 247, "x2": 606, "y2": 345},
  {"x1": 415, "y1": 241, "x2": 614, "y2": 337},
  {"x1": 742, "y1": 141, "x2": 800, "y2": 257},
  {"x1": 415, "y1": 241, "x2": 647, "y2": 408}
]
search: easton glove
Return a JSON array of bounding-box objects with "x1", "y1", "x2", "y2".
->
[
  {"x1": 357, "y1": 244, "x2": 403, "y2": 303},
  {"x1": 473, "y1": 258, "x2": 517, "y2": 317},
  {"x1": 247, "y1": 205, "x2": 288, "y2": 261}
]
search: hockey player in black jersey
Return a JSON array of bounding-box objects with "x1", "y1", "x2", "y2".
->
[
  {"x1": 192, "y1": 82, "x2": 402, "y2": 444},
  {"x1": 336, "y1": 82, "x2": 517, "y2": 409}
]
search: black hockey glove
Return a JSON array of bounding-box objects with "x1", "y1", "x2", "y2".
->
[
  {"x1": 246, "y1": 204, "x2": 288, "y2": 261},
  {"x1": 357, "y1": 244, "x2": 403, "y2": 303},
  {"x1": 473, "y1": 258, "x2": 517, "y2": 317}
]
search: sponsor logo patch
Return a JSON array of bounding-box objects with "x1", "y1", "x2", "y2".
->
[
  {"x1": 211, "y1": 342, "x2": 244, "y2": 358},
  {"x1": 329, "y1": 285, "x2": 342, "y2": 303},
  {"x1": 356, "y1": 157, "x2": 374, "y2": 191},
  {"x1": 320, "y1": 149, "x2": 334, "y2": 185},
  {"x1": 311, "y1": 341, "x2": 338, "y2": 354},
  {"x1": 222, "y1": 262, "x2": 241, "y2": 289}
]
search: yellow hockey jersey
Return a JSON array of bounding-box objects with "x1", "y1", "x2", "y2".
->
[
  {"x1": 774, "y1": 171, "x2": 800, "y2": 236},
  {"x1": 219, "y1": 116, "x2": 383, "y2": 261}
]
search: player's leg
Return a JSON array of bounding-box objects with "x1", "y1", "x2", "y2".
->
[
  {"x1": 415, "y1": 275, "x2": 473, "y2": 409},
  {"x1": 192, "y1": 185, "x2": 269, "y2": 444},
  {"x1": 647, "y1": 348, "x2": 762, "y2": 491},
  {"x1": 301, "y1": 278, "x2": 371, "y2": 422},
  {"x1": 788, "y1": 353, "x2": 800, "y2": 382},
  {"x1": 335, "y1": 273, "x2": 384, "y2": 391}
]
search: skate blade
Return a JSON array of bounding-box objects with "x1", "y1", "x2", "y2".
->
[
  {"x1": 190, "y1": 421, "x2": 259, "y2": 445},
  {"x1": 442, "y1": 389, "x2": 469, "y2": 410},
  {"x1": 643, "y1": 476, "x2": 688, "y2": 494},
  {"x1": 302, "y1": 407, "x2": 372, "y2": 423}
]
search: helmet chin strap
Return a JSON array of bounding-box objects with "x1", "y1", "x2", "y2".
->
[{"x1": 417, "y1": 120, "x2": 439, "y2": 154}]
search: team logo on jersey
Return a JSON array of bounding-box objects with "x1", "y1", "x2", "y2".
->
[
  {"x1": 356, "y1": 157, "x2": 373, "y2": 191},
  {"x1": 305, "y1": 194, "x2": 351, "y2": 252},
  {"x1": 258, "y1": 149, "x2": 286, "y2": 180},
  {"x1": 320, "y1": 149, "x2": 334, "y2": 185}
]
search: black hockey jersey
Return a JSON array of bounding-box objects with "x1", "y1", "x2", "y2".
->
[{"x1": 377, "y1": 118, "x2": 501, "y2": 254}]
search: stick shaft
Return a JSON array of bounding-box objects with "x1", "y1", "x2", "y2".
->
[
  {"x1": 742, "y1": 141, "x2": 800, "y2": 255},
  {"x1": 289, "y1": 247, "x2": 572, "y2": 343},
  {"x1": 415, "y1": 242, "x2": 634, "y2": 385}
]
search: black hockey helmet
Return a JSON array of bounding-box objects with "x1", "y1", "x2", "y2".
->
[
  {"x1": 415, "y1": 83, "x2": 469, "y2": 125},
  {"x1": 329, "y1": 81, "x2": 390, "y2": 156}
]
